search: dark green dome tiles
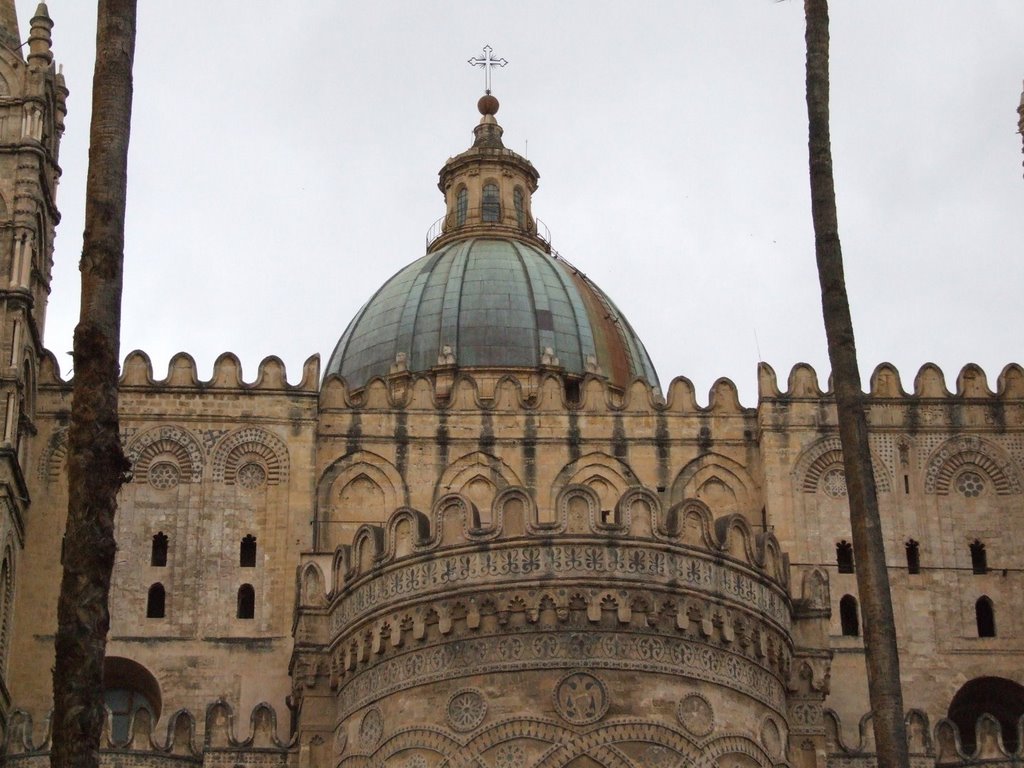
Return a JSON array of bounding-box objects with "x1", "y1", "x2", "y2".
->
[{"x1": 325, "y1": 238, "x2": 660, "y2": 391}]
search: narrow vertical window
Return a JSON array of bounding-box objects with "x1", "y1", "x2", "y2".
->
[
  {"x1": 456, "y1": 187, "x2": 468, "y2": 227},
  {"x1": 151, "y1": 532, "x2": 168, "y2": 567},
  {"x1": 513, "y1": 187, "x2": 525, "y2": 228},
  {"x1": 237, "y1": 584, "x2": 255, "y2": 619},
  {"x1": 839, "y1": 594, "x2": 859, "y2": 636},
  {"x1": 836, "y1": 540, "x2": 854, "y2": 573},
  {"x1": 240, "y1": 534, "x2": 257, "y2": 568},
  {"x1": 146, "y1": 583, "x2": 165, "y2": 619},
  {"x1": 975, "y1": 596, "x2": 995, "y2": 637},
  {"x1": 482, "y1": 183, "x2": 500, "y2": 222},
  {"x1": 905, "y1": 539, "x2": 920, "y2": 574},
  {"x1": 970, "y1": 540, "x2": 987, "y2": 574}
]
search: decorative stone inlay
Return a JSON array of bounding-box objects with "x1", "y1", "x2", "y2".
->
[
  {"x1": 403, "y1": 756, "x2": 428, "y2": 768},
  {"x1": 237, "y1": 462, "x2": 267, "y2": 489},
  {"x1": 760, "y1": 716, "x2": 783, "y2": 758},
  {"x1": 677, "y1": 693, "x2": 714, "y2": 737},
  {"x1": 336, "y1": 629, "x2": 785, "y2": 720},
  {"x1": 553, "y1": 671, "x2": 609, "y2": 725},
  {"x1": 335, "y1": 727, "x2": 347, "y2": 754},
  {"x1": 330, "y1": 543, "x2": 789, "y2": 634},
  {"x1": 955, "y1": 470, "x2": 985, "y2": 497},
  {"x1": 822, "y1": 468, "x2": 847, "y2": 498},
  {"x1": 447, "y1": 688, "x2": 487, "y2": 732},
  {"x1": 493, "y1": 743, "x2": 526, "y2": 768},
  {"x1": 148, "y1": 461, "x2": 180, "y2": 490},
  {"x1": 358, "y1": 708, "x2": 383, "y2": 749},
  {"x1": 646, "y1": 745, "x2": 689, "y2": 768}
]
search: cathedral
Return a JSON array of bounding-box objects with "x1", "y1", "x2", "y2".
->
[{"x1": 1, "y1": 5, "x2": 1023, "y2": 768}]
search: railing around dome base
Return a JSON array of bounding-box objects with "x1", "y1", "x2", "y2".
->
[{"x1": 426, "y1": 207, "x2": 551, "y2": 251}]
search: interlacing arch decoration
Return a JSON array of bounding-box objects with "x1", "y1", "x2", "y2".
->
[
  {"x1": 211, "y1": 426, "x2": 290, "y2": 486},
  {"x1": 793, "y1": 436, "x2": 892, "y2": 494},
  {"x1": 670, "y1": 453, "x2": 758, "y2": 517},
  {"x1": 37, "y1": 425, "x2": 68, "y2": 482},
  {"x1": 126, "y1": 425, "x2": 205, "y2": 484},
  {"x1": 923, "y1": 435, "x2": 1021, "y2": 495},
  {"x1": 341, "y1": 718, "x2": 764, "y2": 768},
  {"x1": 551, "y1": 452, "x2": 639, "y2": 513}
]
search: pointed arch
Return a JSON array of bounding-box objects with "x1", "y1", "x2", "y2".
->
[
  {"x1": 37, "y1": 425, "x2": 68, "y2": 483},
  {"x1": 671, "y1": 452, "x2": 757, "y2": 516},
  {"x1": 0, "y1": 543, "x2": 14, "y2": 671},
  {"x1": 923, "y1": 435, "x2": 1021, "y2": 495},
  {"x1": 551, "y1": 451, "x2": 639, "y2": 513},
  {"x1": 316, "y1": 451, "x2": 406, "y2": 551},
  {"x1": 434, "y1": 451, "x2": 522, "y2": 521}
]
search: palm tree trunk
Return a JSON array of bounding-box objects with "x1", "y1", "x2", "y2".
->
[
  {"x1": 50, "y1": 2, "x2": 137, "y2": 767},
  {"x1": 803, "y1": 2, "x2": 909, "y2": 768}
]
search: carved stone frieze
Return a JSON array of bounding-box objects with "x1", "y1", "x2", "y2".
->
[{"x1": 330, "y1": 540, "x2": 790, "y2": 634}]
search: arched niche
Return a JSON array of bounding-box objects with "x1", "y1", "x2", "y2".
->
[
  {"x1": 316, "y1": 452, "x2": 405, "y2": 551},
  {"x1": 948, "y1": 676, "x2": 1024, "y2": 754}
]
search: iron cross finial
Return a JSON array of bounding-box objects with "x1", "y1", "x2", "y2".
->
[{"x1": 468, "y1": 45, "x2": 507, "y2": 95}]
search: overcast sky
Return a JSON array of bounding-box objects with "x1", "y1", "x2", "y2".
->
[{"x1": 17, "y1": 1, "x2": 1024, "y2": 404}]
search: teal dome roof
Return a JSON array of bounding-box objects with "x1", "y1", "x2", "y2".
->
[{"x1": 325, "y1": 238, "x2": 660, "y2": 391}]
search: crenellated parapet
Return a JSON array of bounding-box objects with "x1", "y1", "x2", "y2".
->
[
  {"x1": 37, "y1": 349, "x2": 321, "y2": 392},
  {"x1": 822, "y1": 707, "x2": 1024, "y2": 768},
  {"x1": 3, "y1": 701, "x2": 296, "y2": 767},
  {"x1": 320, "y1": 369, "x2": 753, "y2": 415},
  {"x1": 758, "y1": 362, "x2": 1024, "y2": 402}
]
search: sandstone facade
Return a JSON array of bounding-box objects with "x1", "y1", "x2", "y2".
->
[{"x1": 1, "y1": 7, "x2": 1023, "y2": 768}]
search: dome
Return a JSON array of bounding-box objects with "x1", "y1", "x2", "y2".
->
[{"x1": 325, "y1": 237, "x2": 660, "y2": 391}]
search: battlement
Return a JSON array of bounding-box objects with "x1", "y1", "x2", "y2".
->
[
  {"x1": 320, "y1": 369, "x2": 751, "y2": 414},
  {"x1": 825, "y1": 707, "x2": 1024, "y2": 766},
  {"x1": 759, "y1": 362, "x2": 1024, "y2": 400},
  {"x1": 37, "y1": 349, "x2": 321, "y2": 392},
  {"x1": 4, "y1": 701, "x2": 294, "y2": 764}
]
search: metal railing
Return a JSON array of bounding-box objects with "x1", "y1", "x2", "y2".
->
[{"x1": 425, "y1": 207, "x2": 552, "y2": 250}]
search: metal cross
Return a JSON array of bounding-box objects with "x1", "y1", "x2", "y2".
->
[{"x1": 468, "y1": 45, "x2": 507, "y2": 94}]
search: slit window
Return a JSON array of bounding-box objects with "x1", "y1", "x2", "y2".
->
[
  {"x1": 240, "y1": 535, "x2": 257, "y2": 568},
  {"x1": 237, "y1": 584, "x2": 255, "y2": 619},
  {"x1": 151, "y1": 532, "x2": 168, "y2": 567},
  {"x1": 839, "y1": 594, "x2": 859, "y2": 636},
  {"x1": 482, "y1": 183, "x2": 500, "y2": 222},
  {"x1": 836, "y1": 540, "x2": 854, "y2": 573},
  {"x1": 970, "y1": 540, "x2": 987, "y2": 574},
  {"x1": 146, "y1": 583, "x2": 165, "y2": 619},
  {"x1": 905, "y1": 539, "x2": 920, "y2": 574}
]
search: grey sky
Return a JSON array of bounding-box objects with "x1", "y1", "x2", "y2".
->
[{"x1": 20, "y1": 2, "x2": 1024, "y2": 403}]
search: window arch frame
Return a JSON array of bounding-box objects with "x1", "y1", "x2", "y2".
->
[
  {"x1": 151, "y1": 532, "x2": 168, "y2": 567},
  {"x1": 455, "y1": 186, "x2": 468, "y2": 227},
  {"x1": 975, "y1": 595, "x2": 996, "y2": 637},
  {"x1": 237, "y1": 583, "x2": 255, "y2": 619},
  {"x1": 481, "y1": 182, "x2": 500, "y2": 223},
  {"x1": 146, "y1": 583, "x2": 166, "y2": 619},
  {"x1": 839, "y1": 594, "x2": 859, "y2": 637},
  {"x1": 240, "y1": 534, "x2": 257, "y2": 568}
]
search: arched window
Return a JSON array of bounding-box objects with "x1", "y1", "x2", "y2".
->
[
  {"x1": 456, "y1": 187, "x2": 468, "y2": 227},
  {"x1": 240, "y1": 534, "x2": 257, "y2": 568},
  {"x1": 513, "y1": 187, "x2": 525, "y2": 228},
  {"x1": 151, "y1": 532, "x2": 168, "y2": 567},
  {"x1": 839, "y1": 594, "x2": 859, "y2": 636},
  {"x1": 482, "y1": 183, "x2": 500, "y2": 222},
  {"x1": 146, "y1": 583, "x2": 165, "y2": 619},
  {"x1": 103, "y1": 657, "x2": 161, "y2": 746},
  {"x1": 976, "y1": 596, "x2": 996, "y2": 637},
  {"x1": 949, "y1": 677, "x2": 1024, "y2": 754},
  {"x1": 970, "y1": 539, "x2": 987, "y2": 574},
  {"x1": 905, "y1": 539, "x2": 920, "y2": 574},
  {"x1": 836, "y1": 540, "x2": 854, "y2": 573},
  {"x1": 237, "y1": 584, "x2": 255, "y2": 619}
]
